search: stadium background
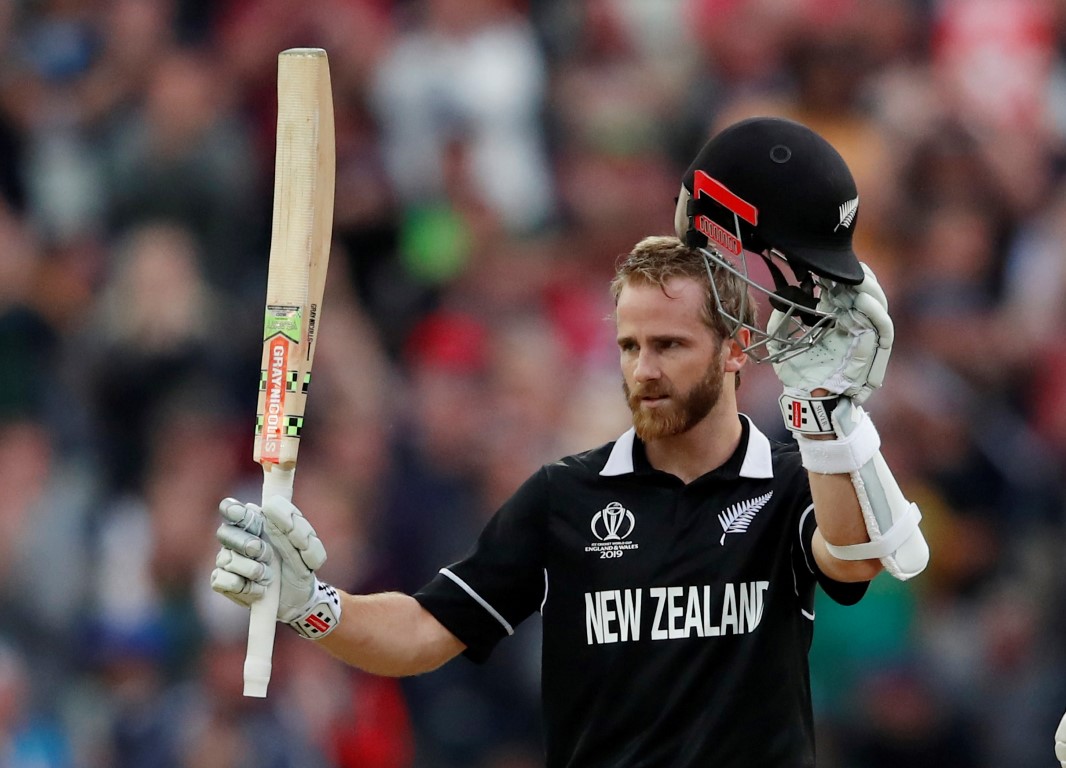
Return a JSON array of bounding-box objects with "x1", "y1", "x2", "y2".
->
[{"x1": 1, "y1": 0, "x2": 1066, "y2": 766}]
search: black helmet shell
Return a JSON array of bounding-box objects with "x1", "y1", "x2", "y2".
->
[{"x1": 678, "y1": 116, "x2": 864, "y2": 285}]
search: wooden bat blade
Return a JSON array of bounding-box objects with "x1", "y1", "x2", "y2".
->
[
  {"x1": 255, "y1": 47, "x2": 334, "y2": 471},
  {"x1": 245, "y1": 47, "x2": 335, "y2": 698}
]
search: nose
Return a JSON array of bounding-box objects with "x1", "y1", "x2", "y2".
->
[{"x1": 632, "y1": 349, "x2": 661, "y2": 383}]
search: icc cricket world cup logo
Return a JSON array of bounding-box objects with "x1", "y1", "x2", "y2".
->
[{"x1": 592, "y1": 502, "x2": 635, "y2": 541}]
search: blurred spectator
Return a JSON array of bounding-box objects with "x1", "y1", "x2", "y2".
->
[
  {"x1": 88, "y1": 399, "x2": 241, "y2": 679},
  {"x1": 0, "y1": 203, "x2": 61, "y2": 416},
  {"x1": 374, "y1": 309, "x2": 548, "y2": 767},
  {"x1": 78, "y1": 0, "x2": 181, "y2": 126},
  {"x1": 73, "y1": 625, "x2": 321, "y2": 768},
  {"x1": 289, "y1": 257, "x2": 399, "y2": 509},
  {"x1": 932, "y1": 0, "x2": 1056, "y2": 135},
  {"x1": 371, "y1": 0, "x2": 556, "y2": 235},
  {"x1": 0, "y1": 202, "x2": 98, "y2": 696},
  {"x1": 280, "y1": 635, "x2": 415, "y2": 768},
  {"x1": 835, "y1": 664, "x2": 981, "y2": 768},
  {"x1": 0, "y1": 641, "x2": 73, "y2": 767},
  {"x1": 103, "y1": 46, "x2": 259, "y2": 295},
  {"x1": 970, "y1": 583, "x2": 1065, "y2": 767},
  {"x1": 705, "y1": 1, "x2": 902, "y2": 278},
  {"x1": 382, "y1": 308, "x2": 493, "y2": 595},
  {"x1": 74, "y1": 222, "x2": 249, "y2": 493}
]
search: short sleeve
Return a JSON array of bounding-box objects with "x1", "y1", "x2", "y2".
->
[
  {"x1": 797, "y1": 502, "x2": 869, "y2": 606},
  {"x1": 414, "y1": 467, "x2": 549, "y2": 662}
]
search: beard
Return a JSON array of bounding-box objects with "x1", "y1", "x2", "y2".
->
[{"x1": 624, "y1": 354, "x2": 726, "y2": 442}]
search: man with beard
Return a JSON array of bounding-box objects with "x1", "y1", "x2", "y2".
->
[{"x1": 212, "y1": 118, "x2": 927, "y2": 767}]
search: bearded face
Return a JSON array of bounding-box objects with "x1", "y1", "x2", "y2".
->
[
  {"x1": 623, "y1": 347, "x2": 726, "y2": 441},
  {"x1": 615, "y1": 276, "x2": 738, "y2": 443}
]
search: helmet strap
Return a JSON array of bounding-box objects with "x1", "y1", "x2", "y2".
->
[{"x1": 759, "y1": 252, "x2": 821, "y2": 326}]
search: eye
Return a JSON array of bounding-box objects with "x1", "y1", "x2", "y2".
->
[{"x1": 618, "y1": 339, "x2": 637, "y2": 353}]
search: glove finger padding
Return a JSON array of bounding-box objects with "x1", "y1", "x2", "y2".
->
[
  {"x1": 213, "y1": 500, "x2": 276, "y2": 607},
  {"x1": 851, "y1": 292, "x2": 892, "y2": 392},
  {"x1": 257, "y1": 495, "x2": 325, "y2": 623},
  {"x1": 219, "y1": 497, "x2": 265, "y2": 536},
  {"x1": 215, "y1": 547, "x2": 271, "y2": 583},
  {"x1": 211, "y1": 547, "x2": 273, "y2": 607},
  {"x1": 211, "y1": 559, "x2": 269, "y2": 604},
  {"x1": 216, "y1": 522, "x2": 273, "y2": 561},
  {"x1": 824, "y1": 263, "x2": 887, "y2": 309},
  {"x1": 765, "y1": 309, "x2": 788, "y2": 360},
  {"x1": 850, "y1": 292, "x2": 892, "y2": 344},
  {"x1": 771, "y1": 262, "x2": 893, "y2": 405},
  {"x1": 857, "y1": 262, "x2": 888, "y2": 307},
  {"x1": 262, "y1": 495, "x2": 328, "y2": 572},
  {"x1": 210, "y1": 571, "x2": 258, "y2": 608}
]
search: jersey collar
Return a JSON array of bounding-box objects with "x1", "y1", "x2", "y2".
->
[{"x1": 599, "y1": 414, "x2": 774, "y2": 479}]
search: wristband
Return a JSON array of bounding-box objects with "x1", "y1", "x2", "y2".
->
[
  {"x1": 795, "y1": 406, "x2": 880, "y2": 474},
  {"x1": 289, "y1": 578, "x2": 342, "y2": 639},
  {"x1": 778, "y1": 389, "x2": 840, "y2": 436}
]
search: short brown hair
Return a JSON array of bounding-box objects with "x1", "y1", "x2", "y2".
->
[{"x1": 611, "y1": 235, "x2": 756, "y2": 342}]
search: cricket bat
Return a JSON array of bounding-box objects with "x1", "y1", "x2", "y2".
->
[{"x1": 245, "y1": 47, "x2": 335, "y2": 698}]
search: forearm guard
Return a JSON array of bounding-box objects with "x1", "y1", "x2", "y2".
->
[{"x1": 790, "y1": 397, "x2": 929, "y2": 581}]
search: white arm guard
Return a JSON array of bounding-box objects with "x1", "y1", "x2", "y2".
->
[{"x1": 795, "y1": 399, "x2": 929, "y2": 581}]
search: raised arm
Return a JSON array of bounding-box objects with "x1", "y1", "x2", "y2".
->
[
  {"x1": 768, "y1": 263, "x2": 928, "y2": 583},
  {"x1": 806, "y1": 469, "x2": 880, "y2": 583},
  {"x1": 211, "y1": 497, "x2": 465, "y2": 677}
]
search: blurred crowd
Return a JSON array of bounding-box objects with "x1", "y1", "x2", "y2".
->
[{"x1": 2, "y1": 0, "x2": 1066, "y2": 766}]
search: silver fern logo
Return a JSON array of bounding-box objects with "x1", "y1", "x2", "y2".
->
[
  {"x1": 718, "y1": 491, "x2": 773, "y2": 545},
  {"x1": 835, "y1": 196, "x2": 859, "y2": 231}
]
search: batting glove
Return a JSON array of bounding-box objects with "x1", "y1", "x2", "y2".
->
[
  {"x1": 768, "y1": 262, "x2": 893, "y2": 405},
  {"x1": 211, "y1": 496, "x2": 342, "y2": 639}
]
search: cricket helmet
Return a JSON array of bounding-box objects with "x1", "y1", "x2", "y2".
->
[{"x1": 674, "y1": 116, "x2": 864, "y2": 362}]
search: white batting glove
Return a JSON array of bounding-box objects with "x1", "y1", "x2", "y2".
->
[
  {"x1": 211, "y1": 496, "x2": 342, "y2": 639},
  {"x1": 1055, "y1": 710, "x2": 1066, "y2": 766},
  {"x1": 768, "y1": 262, "x2": 893, "y2": 406}
]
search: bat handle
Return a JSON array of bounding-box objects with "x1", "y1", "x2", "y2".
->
[{"x1": 244, "y1": 464, "x2": 296, "y2": 697}]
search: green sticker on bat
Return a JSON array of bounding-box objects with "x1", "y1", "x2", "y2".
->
[
  {"x1": 258, "y1": 370, "x2": 302, "y2": 392},
  {"x1": 264, "y1": 305, "x2": 303, "y2": 342},
  {"x1": 255, "y1": 414, "x2": 303, "y2": 437}
]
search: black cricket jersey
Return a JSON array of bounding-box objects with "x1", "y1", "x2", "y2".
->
[{"x1": 414, "y1": 415, "x2": 868, "y2": 767}]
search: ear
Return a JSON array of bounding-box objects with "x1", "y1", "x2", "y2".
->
[{"x1": 724, "y1": 327, "x2": 750, "y2": 374}]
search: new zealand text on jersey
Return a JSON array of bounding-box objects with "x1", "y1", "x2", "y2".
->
[{"x1": 584, "y1": 581, "x2": 770, "y2": 645}]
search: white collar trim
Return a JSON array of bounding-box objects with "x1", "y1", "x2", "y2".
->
[
  {"x1": 599, "y1": 427, "x2": 636, "y2": 476},
  {"x1": 737, "y1": 415, "x2": 774, "y2": 479},
  {"x1": 598, "y1": 416, "x2": 774, "y2": 479}
]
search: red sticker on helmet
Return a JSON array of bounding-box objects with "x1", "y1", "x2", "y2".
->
[
  {"x1": 696, "y1": 216, "x2": 742, "y2": 256},
  {"x1": 692, "y1": 170, "x2": 758, "y2": 225}
]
